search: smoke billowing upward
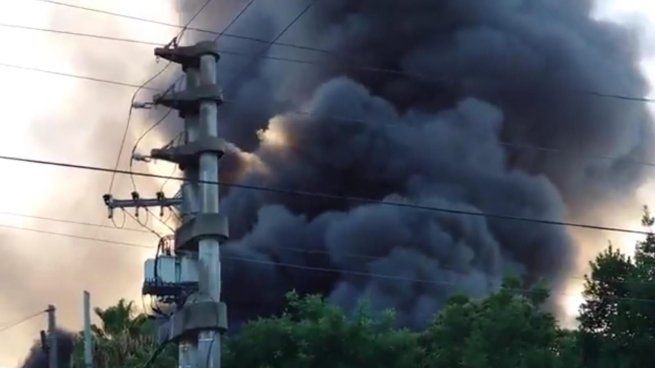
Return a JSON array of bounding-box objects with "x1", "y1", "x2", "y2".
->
[
  {"x1": 176, "y1": 0, "x2": 655, "y2": 326},
  {"x1": 20, "y1": 330, "x2": 74, "y2": 368}
]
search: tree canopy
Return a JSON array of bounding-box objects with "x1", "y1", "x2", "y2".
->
[{"x1": 36, "y1": 210, "x2": 655, "y2": 368}]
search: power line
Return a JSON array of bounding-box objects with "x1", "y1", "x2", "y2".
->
[
  {"x1": 223, "y1": 255, "x2": 655, "y2": 305},
  {"x1": 225, "y1": 0, "x2": 317, "y2": 92},
  {"x1": 0, "y1": 22, "x2": 164, "y2": 46},
  {"x1": 0, "y1": 61, "x2": 160, "y2": 90},
  {"x1": 0, "y1": 223, "x2": 153, "y2": 250},
  {"x1": 106, "y1": 0, "x2": 212, "y2": 193},
  {"x1": 129, "y1": 108, "x2": 175, "y2": 191},
  {"x1": 0, "y1": 310, "x2": 45, "y2": 334},
  {"x1": 127, "y1": 0, "x2": 255, "y2": 188},
  {"x1": 247, "y1": 105, "x2": 655, "y2": 170},
  {"x1": 0, "y1": 210, "x2": 148, "y2": 233},
  {"x1": 0, "y1": 153, "x2": 649, "y2": 236},
  {"x1": 107, "y1": 0, "x2": 212, "y2": 194},
  {"x1": 25, "y1": 1, "x2": 655, "y2": 103},
  {"x1": 123, "y1": 209, "x2": 164, "y2": 239},
  {"x1": 125, "y1": 0, "x2": 255, "y2": 239},
  {"x1": 249, "y1": 242, "x2": 655, "y2": 286},
  {"x1": 0, "y1": 52, "x2": 642, "y2": 169},
  {"x1": 0, "y1": 21, "x2": 423, "y2": 80},
  {"x1": 2, "y1": 21, "x2": 655, "y2": 106},
  {"x1": 29, "y1": 0, "x2": 330, "y2": 54},
  {"x1": 174, "y1": 0, "x2": 214, "y2": 43},
  {"x1": 0, "y1": 59, "x2": 628, "y2": 177},
  {"x1": 0, "y1": 220, "x2": 652, "y2": 304},
  {"x1": 212, "y1": 0, "x2": 257, "y2": 43}
]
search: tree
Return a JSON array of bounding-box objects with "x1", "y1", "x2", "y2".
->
[
  {"x1": 223, "y1": 292, "x2": 423, "y2": 368},
  {"x1": 70, "y1": 299, "x2": 176, "y2": 368},
  {"x1": 421, "y1": 277, "x2": 581, "y2": 368},
  {"x1": 579, "y1": 209, "x2": 655, "y2": 367}
]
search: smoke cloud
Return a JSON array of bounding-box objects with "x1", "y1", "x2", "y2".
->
[
  {"x1": 20, "y1": 330, "x2": 74, "y2": 368},
  {"x1": 171, "y1": 0, "x2": 655, "y2": 326}
]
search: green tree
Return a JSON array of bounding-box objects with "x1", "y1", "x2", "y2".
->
[
  {"x1": 70, "y1": 299, "x2": 176, "y2": 368},
  {"x1": 421, "y1": 278, "x2": 581, "y2": 368},
  {"x1": 223, "y1": 292, "x2": 423, "y2": 368},
  {"x1": 579, "y1": 209, "x2": 655, "y2": 367}
]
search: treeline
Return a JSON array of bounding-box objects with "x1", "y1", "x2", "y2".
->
[{"x1": 24, "y1": 213, "x2": 655, "y2": 368}]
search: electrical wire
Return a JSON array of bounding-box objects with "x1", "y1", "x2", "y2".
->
[
  {"x1": 25, "y1": 0, "x2": 655, "y2": 102},
  {"x1": 0, "y1": 153, "x2": 649, "y2": 236},
  {"x1": 126, "y1": 0, "x2": 259, "y2": 237},
  {"x1": 0, "y1": 205, "x2": 648, "y2": 287},
  {"x1": 107, "y1": 0, "x2": 213, "y2": 194},
  {"x1": 212, "y1": 0, "x2": 257, "y2": 43},
  {"x1": 225, "y1": 0, "x2": 317, "y2": 92},
  {"x1": 0, "y1": 22, "x2": 163, "y2": 46},
  {"x1": 0, "y1": 49, "x2": 649, "y2": 168},
  {"x1": 140, "y1": 338, "x2": 172, "y2": 368},
  {"x1": 110, "y1": 207, "x2": 128, "y2": 229},
  {"x1": 0, "y1": 222, "x2": 153, "y2": 250},
  {"x1": 0, "y1": 61, "x2": 159, "y2": 90},
  {"x1": 106, "y1": 64, "x2": 172, "y2": 194},
  {"x1": 29, "y1": 0, "x2": 328, "y2": 53},
  {"x1": 0, "y1": 31, "x2": 653, "y2": 166},
  {"x1": 249, "y1": 243, "x2": 606, "y2": 284},
  {"x1": 0, "y1": 210, "x2": 148, "y2": 233},
  {"x1": 205, "y1": 333, "x2": 217, "y2": 368},
  {"x1": 157, "y1": 135, "x2": 183, "y2": 194},
  {"x1": 123, "y1": 209, "x2": 163, "y2": 239},
  {"x1": 175, "y1": 0, "x2": 214, "y2": 43},
  {"x1": 0, "y1": 221, "x2": 653, "y2": 302},
  {"x1": 0, "y1": 310, "x2": 45, "y2": 334},
  {"x1": 238, "y1": 103, "x2": 655, "y2": 170},
  {"x1": 146, "y1": 207, "x2": 177, "y2": 234},
  {"x1": 129, "y1": 108, "x2": 174, "y2": 191},
  {"x1": 1, "y1": 43, "x2": 653, "y2": 106},
  {"x1": 223, "y1": 255, "x2": 655, "y2": 305},
  {"x1": 0, "y1": 21, "x2": 438, "y2": 81}
]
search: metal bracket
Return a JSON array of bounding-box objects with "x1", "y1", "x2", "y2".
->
[
  {"x1": 159, "y1": 300, "x2": 228, "y2": 343},
  {"x1": 102, "y1": 192, "x2": 182, "y2": 219},
  {"x1": 151, "y1": 137, "x2": 227, "y2": 168},
  {"x1": 175, "y1": 213, "x2": 229, "y2": 252},
  {"x1": 155, "y1": 41, "x2": 220, "y2": 69},
  {"x1": 154, "y1": 84, "x2": 223, "y2": 116}
]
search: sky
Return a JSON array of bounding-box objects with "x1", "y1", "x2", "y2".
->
[
  {"x1": 0, "y1": 1, "x2": 182, "y2": 366},
  {"x1": 0, "y1": 0, "x2": 654, "y2": 366}
]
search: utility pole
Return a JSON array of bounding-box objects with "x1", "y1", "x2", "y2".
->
[
  {"x1": 103, "y1": 41, "x2": 228, "y2": 368},
  {"x1": 46, "y1": 305, "x2": 58, "y2": 368},
  {"x1": 83, "y1": 291, "x2": 93, "y2": 368},
  {"x1": 195, "y1": 44, "x2": 223, "y2": 368}
]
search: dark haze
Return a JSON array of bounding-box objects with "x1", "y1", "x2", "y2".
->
[
  {"x1": 20, "y1": 330, "x2": 73, "y2": 368},
  {"x1": 175, "y1": 0, "x2": 653, "y2": 327}
]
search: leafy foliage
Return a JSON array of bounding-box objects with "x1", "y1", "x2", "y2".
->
[
  {"x1": 223, "y1": 292, "x2": 422, "y2": 368},
  {"x1": 421, "y1": 278, "x2": 581, "y2": 368},
  {"x1": 70, "y1": 299, "x2": 176, "y2": 368},
  {"x1": 578, "y1": 208, "x2": 655, "y2": 367},
  {"x1": 63, "y1": 209, "x2": 655, "y2": 367}
]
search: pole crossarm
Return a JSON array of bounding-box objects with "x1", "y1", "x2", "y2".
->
[{"x1": 102, "y1": 192, "x2": 182, "y2": 218}]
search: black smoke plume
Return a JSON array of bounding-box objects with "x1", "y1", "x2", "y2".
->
[
  {"x1": 20, "y1": 330, "x2": 74, "y2": 368},
  {"x1": 175, "y1": 0, "x2": 655, "y2": 326}
]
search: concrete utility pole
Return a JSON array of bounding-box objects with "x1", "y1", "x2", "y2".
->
[
  {"x1": 196, "y1": 47, "x2": 222, "y2": 368},
  {"x1": 46, "y1": 305, "x2": 58, "y2": 368},
  {"x1": 103, "y1": 41, "x2": 228, "y2": 368},
  {"x1": 83, "y1": 291, "x2": 93, "y2": 368}
]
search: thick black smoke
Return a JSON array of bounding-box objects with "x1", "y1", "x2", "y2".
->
[
  {"x1": 20, "y1": 330, "x2": 74, "y2": 368},
  {"x1": 176, "y1": 0, "x2": 655, "y2": 326}
]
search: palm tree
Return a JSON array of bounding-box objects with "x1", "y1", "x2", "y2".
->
[{"x1": 71, "y1": 299, "x2": 176, "y2": 368}]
